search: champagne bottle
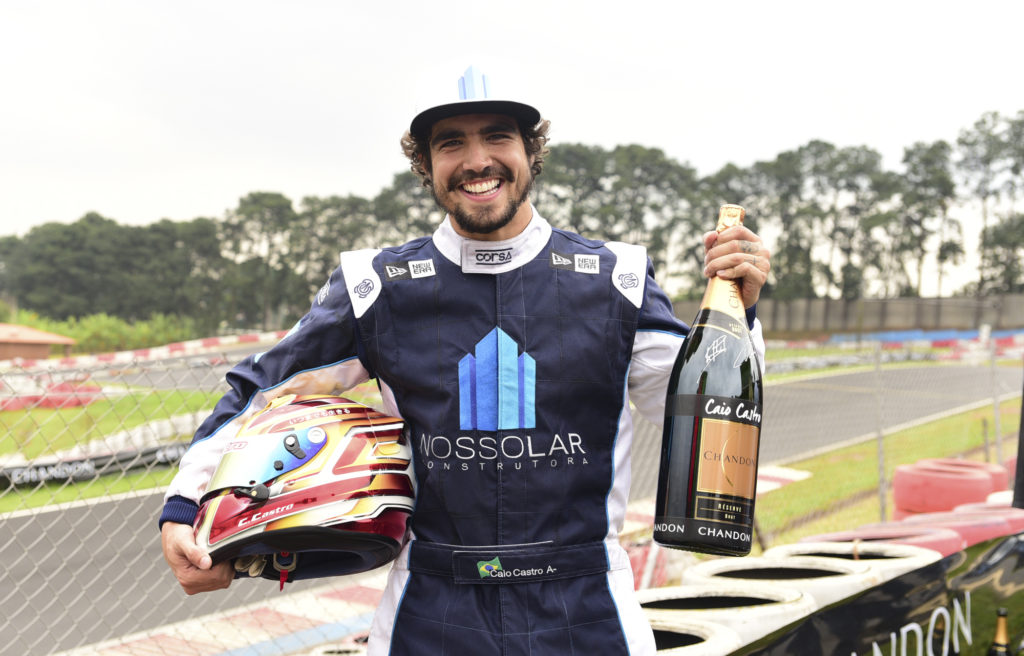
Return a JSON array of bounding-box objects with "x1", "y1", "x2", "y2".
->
[
  {"x1": 988, "y1": 607, "x2": 1009, "y2": 655},
  {"x1": 653, "y1": 204, "x2": 763, "y2": 556}
]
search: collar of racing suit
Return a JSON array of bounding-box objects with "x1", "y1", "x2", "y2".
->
[{"x1": 432, "y1": 206, "x2": 553, "y2": 275}]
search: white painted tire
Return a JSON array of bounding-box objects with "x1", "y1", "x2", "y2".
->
[
  {"x1": 680, "y1": 555, "x2": 880, "y2": 608},
  {"x1": 988, "y1": 490, "x2": 1014, "y2": 505},
  {"x1": 762, "y1": 541, "x2": 941, "y2": 582},
  {"x1": 649, "y1": 617, "x2": 744, "y2": 655},
  {"x1": 637, "y1": 582, "x2": 816, "y2": 645}
]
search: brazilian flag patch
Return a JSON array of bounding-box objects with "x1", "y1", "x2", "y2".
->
[{"x1": 477, "y1": 557, "x2": 503, "y2": 578}]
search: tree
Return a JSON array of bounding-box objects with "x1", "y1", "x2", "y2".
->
[
  {"x1": 221, "y1": 192, "x2": 299, "y2": 330},
  {"x1": 534, "y1": 143, "x2": 611, "y2": 236},
  {"x1": 895, "y1": 141, "x2": 957, "y2": 296},
  {"x1": 535, "y1": 143, "x2": 699, "y2": 290},
  {"x1": 979, "y1": 213, "x2": 1024, "y2": 293},
  {"x1": 746, "y1": 149, "x2": 815, "y2": 300},
  {"x1": 956, "y1": 112, "x2": 1009, "y2": 292},
  {"x1": 689, "y1": 163, "x2": 764, "y2": 299},
  {"x1": 372, "y1": 172, "x2": 443, "y2": 245}
]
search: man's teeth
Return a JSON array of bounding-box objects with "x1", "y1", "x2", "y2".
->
[{"x1": 462, "y1": 179, "x2": 500, "y2": 194}]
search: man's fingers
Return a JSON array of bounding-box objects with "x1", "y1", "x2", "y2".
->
[
  {"x1": 178, "y1": 560, "x2": 234, "y2": 595},
  {"x1": 162, "y1": 521, "x2": 232, "y2": 594}
]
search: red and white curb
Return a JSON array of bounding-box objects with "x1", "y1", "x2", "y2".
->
[
  {"x1": 0, "y1": 331, "x2": 290, "y2": 372},
  {"x1": 52, "y1": 569, "x2": 389, "y2": 656},
  {"x1": 756, "y1": 465, "x2": 812, "y2": 495}
]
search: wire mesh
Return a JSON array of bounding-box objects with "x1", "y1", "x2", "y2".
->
[{"x1": 1, "y1": 341, "x2": 1021, "y2": 655}]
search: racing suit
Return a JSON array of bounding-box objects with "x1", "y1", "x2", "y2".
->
[{"x1": 160, "y1": 208, "x2": 764, "y2": 655}]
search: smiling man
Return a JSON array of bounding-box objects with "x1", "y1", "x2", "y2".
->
[
  {"x1": 425, "y1": 114, "x2": 534, "y2": 238},
  {"x1": 159, "y1": 66, "x2": 772, "y2": 655}
]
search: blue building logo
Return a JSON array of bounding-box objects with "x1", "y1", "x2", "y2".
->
[{"x1": 459, "y1": 328, "x2": 536, "y2": 430}]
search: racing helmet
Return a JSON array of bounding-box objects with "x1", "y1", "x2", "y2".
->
[
  {"x1": 409, "y1": 64, "x2": 541, "y2": 139},
  {"x1": 193, "y1": 394, "x2": 414, "y2": 583}
]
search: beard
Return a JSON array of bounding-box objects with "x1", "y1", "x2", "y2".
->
[{"x1": 431, "y1": 165, "x2": 533, "y2": 236}]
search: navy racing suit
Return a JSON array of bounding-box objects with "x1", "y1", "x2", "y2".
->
[{"x1": 160, "y1": 209, "x2": 765, "y2": 655}]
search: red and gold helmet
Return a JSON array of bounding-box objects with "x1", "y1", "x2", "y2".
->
[{"x1": 193, "y1": 395, "x2": 414, "y2": 582}]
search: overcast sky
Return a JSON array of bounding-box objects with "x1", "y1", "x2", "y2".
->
[{"x1": 2, "y1": 1, "x2": 1022, "y2": 293}]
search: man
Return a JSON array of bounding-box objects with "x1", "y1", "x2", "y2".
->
[{"x1": 160, "y1": 66, "x2": 771, "y2": 655}]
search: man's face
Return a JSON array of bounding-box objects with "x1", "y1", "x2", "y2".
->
[{"x1": 426, "y1": 113, "x2": 534, "y2": 240}]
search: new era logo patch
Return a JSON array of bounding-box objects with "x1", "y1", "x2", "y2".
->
[
  {"x1": 550, "y1": 250, "x2": 599, "y2": 274},
  {"x1": 383, "y1": 259, "x2": 436, "y2": 281}
]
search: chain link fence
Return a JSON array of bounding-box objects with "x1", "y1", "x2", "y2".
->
[{"x1": 1, "y1": 339, "x2": 1022, "y2": 655}]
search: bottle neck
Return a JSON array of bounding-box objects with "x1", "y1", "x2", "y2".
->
[
  {"x1": 993, "y1": 616, "x2": 1008, "y2": 645},
  {"x1": 700, "y1": 275, "x2": 746, "y2": 322}
]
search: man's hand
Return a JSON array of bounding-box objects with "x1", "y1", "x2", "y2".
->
[
  {"x1": 161, "y1": 522, "x2": 233, "y2": 595},
  {"x1": 703, "y1": 225, "x2": 772, "y2": 309}
]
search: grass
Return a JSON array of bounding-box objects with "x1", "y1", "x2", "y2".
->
[
  {"x1": 0, "y1": 389, "x2": 217, "y2": 459},
  {"x1": 754, "y1": 396, "x2": 1021, "y2": 546}
]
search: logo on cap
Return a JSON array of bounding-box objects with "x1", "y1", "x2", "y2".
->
[{"x1": 459, "y1": 66, "x2": 490, "y2": 100}]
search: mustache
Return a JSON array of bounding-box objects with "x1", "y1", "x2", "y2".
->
[{"x1": 446, "y1": 165, "x2": 515, "y2": 192}]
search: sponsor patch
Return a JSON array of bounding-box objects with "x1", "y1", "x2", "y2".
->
[
  {"x1": 354, "y1": 279, "x2": 375, "y2": 298},
  {"x1": 383, "y1": 259, "x2": 436, "y2": 281},
  {"x1": 316, "y1": 280, "x2": 331, "y2": 304},
  {"x1": 471, "y1": 247, "x2": 513, "y2": 267},
  {"x1": 549, "y1": 250, "x2": 600, "y2": 274}
]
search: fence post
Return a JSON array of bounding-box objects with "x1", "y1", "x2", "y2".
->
[
  {"x1": 991, "y1": 338, "x2": 1004, "y2": 465},
  {"x1": 875, "y1": 341, "x2": 887, "y2": 522},
  {"x1": 1013, "y1": 354, "x2": 1024, "y2": 510}
]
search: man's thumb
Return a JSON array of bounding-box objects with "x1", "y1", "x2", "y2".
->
[{"x1": 186, "y1": 543, "x2": 213, "y2": 570}]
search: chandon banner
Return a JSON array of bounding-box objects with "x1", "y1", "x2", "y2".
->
[
  {"x1": 0, "y1": 442, "x2": 189, "y2": 487},
  {"x1": 731, "y1": 534, "x2": 1024, "y2": 655}
]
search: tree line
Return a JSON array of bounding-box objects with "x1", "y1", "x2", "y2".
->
[{"x1": 1, "y1": 109, "x2": 1022, "y2": 346}]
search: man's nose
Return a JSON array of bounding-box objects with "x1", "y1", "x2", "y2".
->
[{"x1": 462, "y1": 139, "x2": 494, "y2": 172}]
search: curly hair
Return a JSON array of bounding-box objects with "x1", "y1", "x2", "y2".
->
[{"x1": 400, "y1": 118, "x2": 551, "y2": 188}]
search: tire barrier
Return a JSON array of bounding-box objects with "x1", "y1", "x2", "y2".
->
[
  {"x1": 649, "y1": 617, "x2": 743, "y2": 655},
  {"x1": 917, "y1": 457, "x2": 1009, "y2": 492},
  {"x1": 987, "y1": 489, "x2": 1014, "y2": 505},
  {"x1": 895, "y1": 512, "x2": 1016, "y2": 546},
  {"x1": 0, "y1": 441, "x2": 189, "y2": 487},
  {"x1": 679, "y1": 555, "x2": 880, "y2": 608},
  {"x1": 761, "y1": 541, "x2": 942, "y2": 583},
  {"x1": 892, "y1": 462, "x2": 992, "y2": 513},
  {"x1": 637, "y1": 582, "x2": 817, "y2": 645},
  {"x1": 920, "y1": 506, "x2": 1024, "y2": 533},
  {"x1": 799, "y1": 524, "x2": 966, "y2": 557}
]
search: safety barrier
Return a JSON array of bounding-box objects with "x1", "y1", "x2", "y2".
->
[
  {"x1": 649, "y1": 617, "x2": 743, "y2": 655},
  {"x1": 761, "y1": 541, "x2": 942, "y2": 582},
  {"x1": 637, "y1": 582, "x2": 817, "y2": 645},
  {"x1": 799, "y1": 525, "x2": 967, "y2": 558},
  {"x1": 679, "y1": 555, "x2": 881, "y2": 608}
]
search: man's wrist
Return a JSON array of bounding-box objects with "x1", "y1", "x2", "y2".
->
[{"x1": 159, "y1": 495, "x2": 199, "y2": 529}]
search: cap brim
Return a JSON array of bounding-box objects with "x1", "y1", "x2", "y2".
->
[{"x1": 410, "y1": 99, "x2": 541, "y2": 138}]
